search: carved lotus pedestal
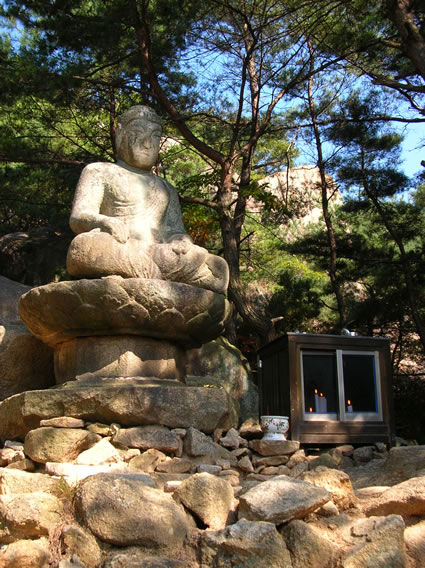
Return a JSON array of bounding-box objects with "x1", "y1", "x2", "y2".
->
[
  {"x1": 19, "y1": 276, "x2": 231, "y2": 384},
  {"x1": 1, "y1": 276, "x2": 239, "y2": 439}
]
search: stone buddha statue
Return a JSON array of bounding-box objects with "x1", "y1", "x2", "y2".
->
[{"x1": 66, "y1": 105, "x2": 228, "y2": 295}]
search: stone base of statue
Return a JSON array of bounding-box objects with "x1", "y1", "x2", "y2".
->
[
  {"x1": 19, "y1": 276, "x2": 232, "y2": 384},
  {"x1": 54, "y1": 335, "x2": 186, "y2": 383},
  {"x1": 0, "y1": 376, "x2": 239, "y2": 441},
  {"x1": 2, "y1": 276, "x2": 239, "y2": 440}
]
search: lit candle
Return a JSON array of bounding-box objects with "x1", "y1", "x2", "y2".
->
[
  {"x1": 309, "y1": 407, "x2": 313, "y2": 413},
  {"x1": 314, "y1": 389, "x2": 319, "y2": 412},
  {"x1": 319, "y1": 393, "x2": 327, "y2": 413},
  {"x1": 347, "y1": 400, "x2": 353, "y2": 413}
]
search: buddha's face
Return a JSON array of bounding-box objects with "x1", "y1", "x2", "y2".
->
[{"x1": 117, "y1": 118, "x2": 162, "y2": 170}]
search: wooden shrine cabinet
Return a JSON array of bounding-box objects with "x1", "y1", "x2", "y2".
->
[{"x1": 257, "y1": 333, "x2": 394, "y2": 445}]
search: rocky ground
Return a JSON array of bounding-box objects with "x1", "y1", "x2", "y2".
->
[{"x1": 0, "y1": 419, "x2": 424, "y2": 567}]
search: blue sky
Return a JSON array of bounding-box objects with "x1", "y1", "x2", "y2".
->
[{"x1": 401, "y1": 122, "x2": 424, "y2": 177}]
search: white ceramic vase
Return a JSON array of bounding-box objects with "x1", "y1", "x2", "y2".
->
[{"x1": 260, "y1": 415, "x2": 289, "y2": 441}]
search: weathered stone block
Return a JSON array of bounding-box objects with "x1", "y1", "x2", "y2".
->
[
  {"x1": 155, "y1": 457, "x2": 193, "y2": 473},
  {"x1": 0, "y1": 468, "x2": 59, "y2": 495},
  {"x1": 129, "y1": 448, "x2": 167, "y2": 472},
  {"x1": 75, "y1": 473, "x2": 190, "y2": 547},
  {"x1": 249, "y1": 439, "x2": 300, "y2": 457},
  {"x1": 0, "y1": 380, "x2": 238, "y2": 441},
  {"x1": 76, "y1": 437, "x2": 122, "y2": 465},
  {"x1": 113, "y1": 425, "x2": 180, "y2": 453},
  {"x1": 184, "y1": 426, "x2": 234, "y2": 459},
  {"x1": 61, "y1": 524, "x2": 102, "y2": 568},
  {"x1": 343, "y1": 515, "x2": 406, "y2": 568},
  {"x1": 24, "y1": 427, "x2": 98, "y2": 464}
]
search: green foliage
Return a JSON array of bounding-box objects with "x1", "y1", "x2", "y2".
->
[
  {"x1": 239, "y1": 212, "x2": 328, "y2": 333},
  {"x1": 160, "y1": 141, "x2": 221, "y2": 248},
  {"x1": 0, "y1": 163, "x2": 77, "y2": 234},
  {"x1": 285, "y1": 155, "x2": 425, "y2": 365},
  {"x1": 269, "y1": 261, "x2": 328, "y2": 334},
  {"x1": 306, "y1": 0, "x2": 425, "y2": 115},
  {"x1": 51, "y1": 476, "x2": 76, "y2": 505}
]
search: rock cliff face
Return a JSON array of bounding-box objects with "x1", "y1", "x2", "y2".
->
[
  {"x1": 0, "y1": 415, "x2": 423, "y2": 567},
  {"x1": 257, "y1": 165, "x2": 342, "y2": 238}
]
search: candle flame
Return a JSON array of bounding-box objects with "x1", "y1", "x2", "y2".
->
[
  {"x1": 347, "y1": 400, "x2": 351, "y2": 405},
  {"x1": 320, "y1": 393, "x2": 324, "y2": 397},
  {"x1": 314, "y1": 389, "x2": 318, "y2": 394},
  {"x1": 309, "y1": 407, "x2": 313, "y2": 412}
]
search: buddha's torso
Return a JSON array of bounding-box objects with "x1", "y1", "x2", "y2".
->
[{"x1": 101, "y1": 165, "x2": 170, "y2": 242}]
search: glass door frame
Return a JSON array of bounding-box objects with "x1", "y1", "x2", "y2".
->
[
  {"x1": 301, "y1": 350, "x2": 338, "y2": 421},
  {"x1": 301, "y1": 349, "x2": 383, "y2": 422}
]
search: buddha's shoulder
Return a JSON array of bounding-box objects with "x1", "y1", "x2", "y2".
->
[{"x1": 81, "y1": 161, "x2": 121, "y2": 175}]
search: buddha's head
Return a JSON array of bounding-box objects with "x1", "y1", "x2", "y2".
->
[{"x1": 116, "y1": 106, "x2": 163, "y2": 170}]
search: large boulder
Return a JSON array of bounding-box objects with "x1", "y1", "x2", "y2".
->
[
  {"x1": 0, "y1": 537, "x2": 52, "y2": 568},
  {"x1": 0, "y1": 492, "x2": 63, "y2": 542},
  {"x1": 343, "y1": 515, "x2": 406, "y2": 568},
  {"x1": 75, "y1": 473, "x2": 190, "y2": 548},
  {"x1": 0, "y1": 276, "x2": 54, "y2": 401},
  {"x1": 280, "y1": 519, "x2": 340, "y2": 568},
  {"x1": 238, "y1": 475, "x2": 331, "y2": 524},
  {"x1": 0, "y1": 468, "x2": 60, "y2": 495},
  {"x1": 378, "y1": 445, "x2": 425, "y2": 485},
  {"x1": 174, "y1": 472, "x2": 234, "y2": 529},
  {"x1": 186, "y1": 336, "x2": 259, "y2": 423},
  {"x1": 404, "y1": 519, "x2": 425, "y2": 568},
  {"x1": 24, "y1": 427, "x2": 98, "y2": 463},
  {"x1": 258, "y1": 166, "x2": 342, "y2": 239},
  {"x1": 0, "y1": 276, "x2": 31, "y2": 324},
  {"x1": 301, "y1": 467, "x2": 357, "y2": 511},
  {"x1": 365, "y1": 476, "x2": 425, "y2": 518},
  {"x1": 200, "y1": 518, "x2": 292, "y2": 568}
]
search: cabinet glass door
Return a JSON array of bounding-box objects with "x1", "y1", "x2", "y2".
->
[
  {"x1": 302, "y1": 349, "x2": 382, "y2": 421},
  {"x1": 340, "y1": 351, "x2": 382, "y2": 421},
  {"x1": 302, "y1": 352, "x2": 338, "y2": 419}
]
